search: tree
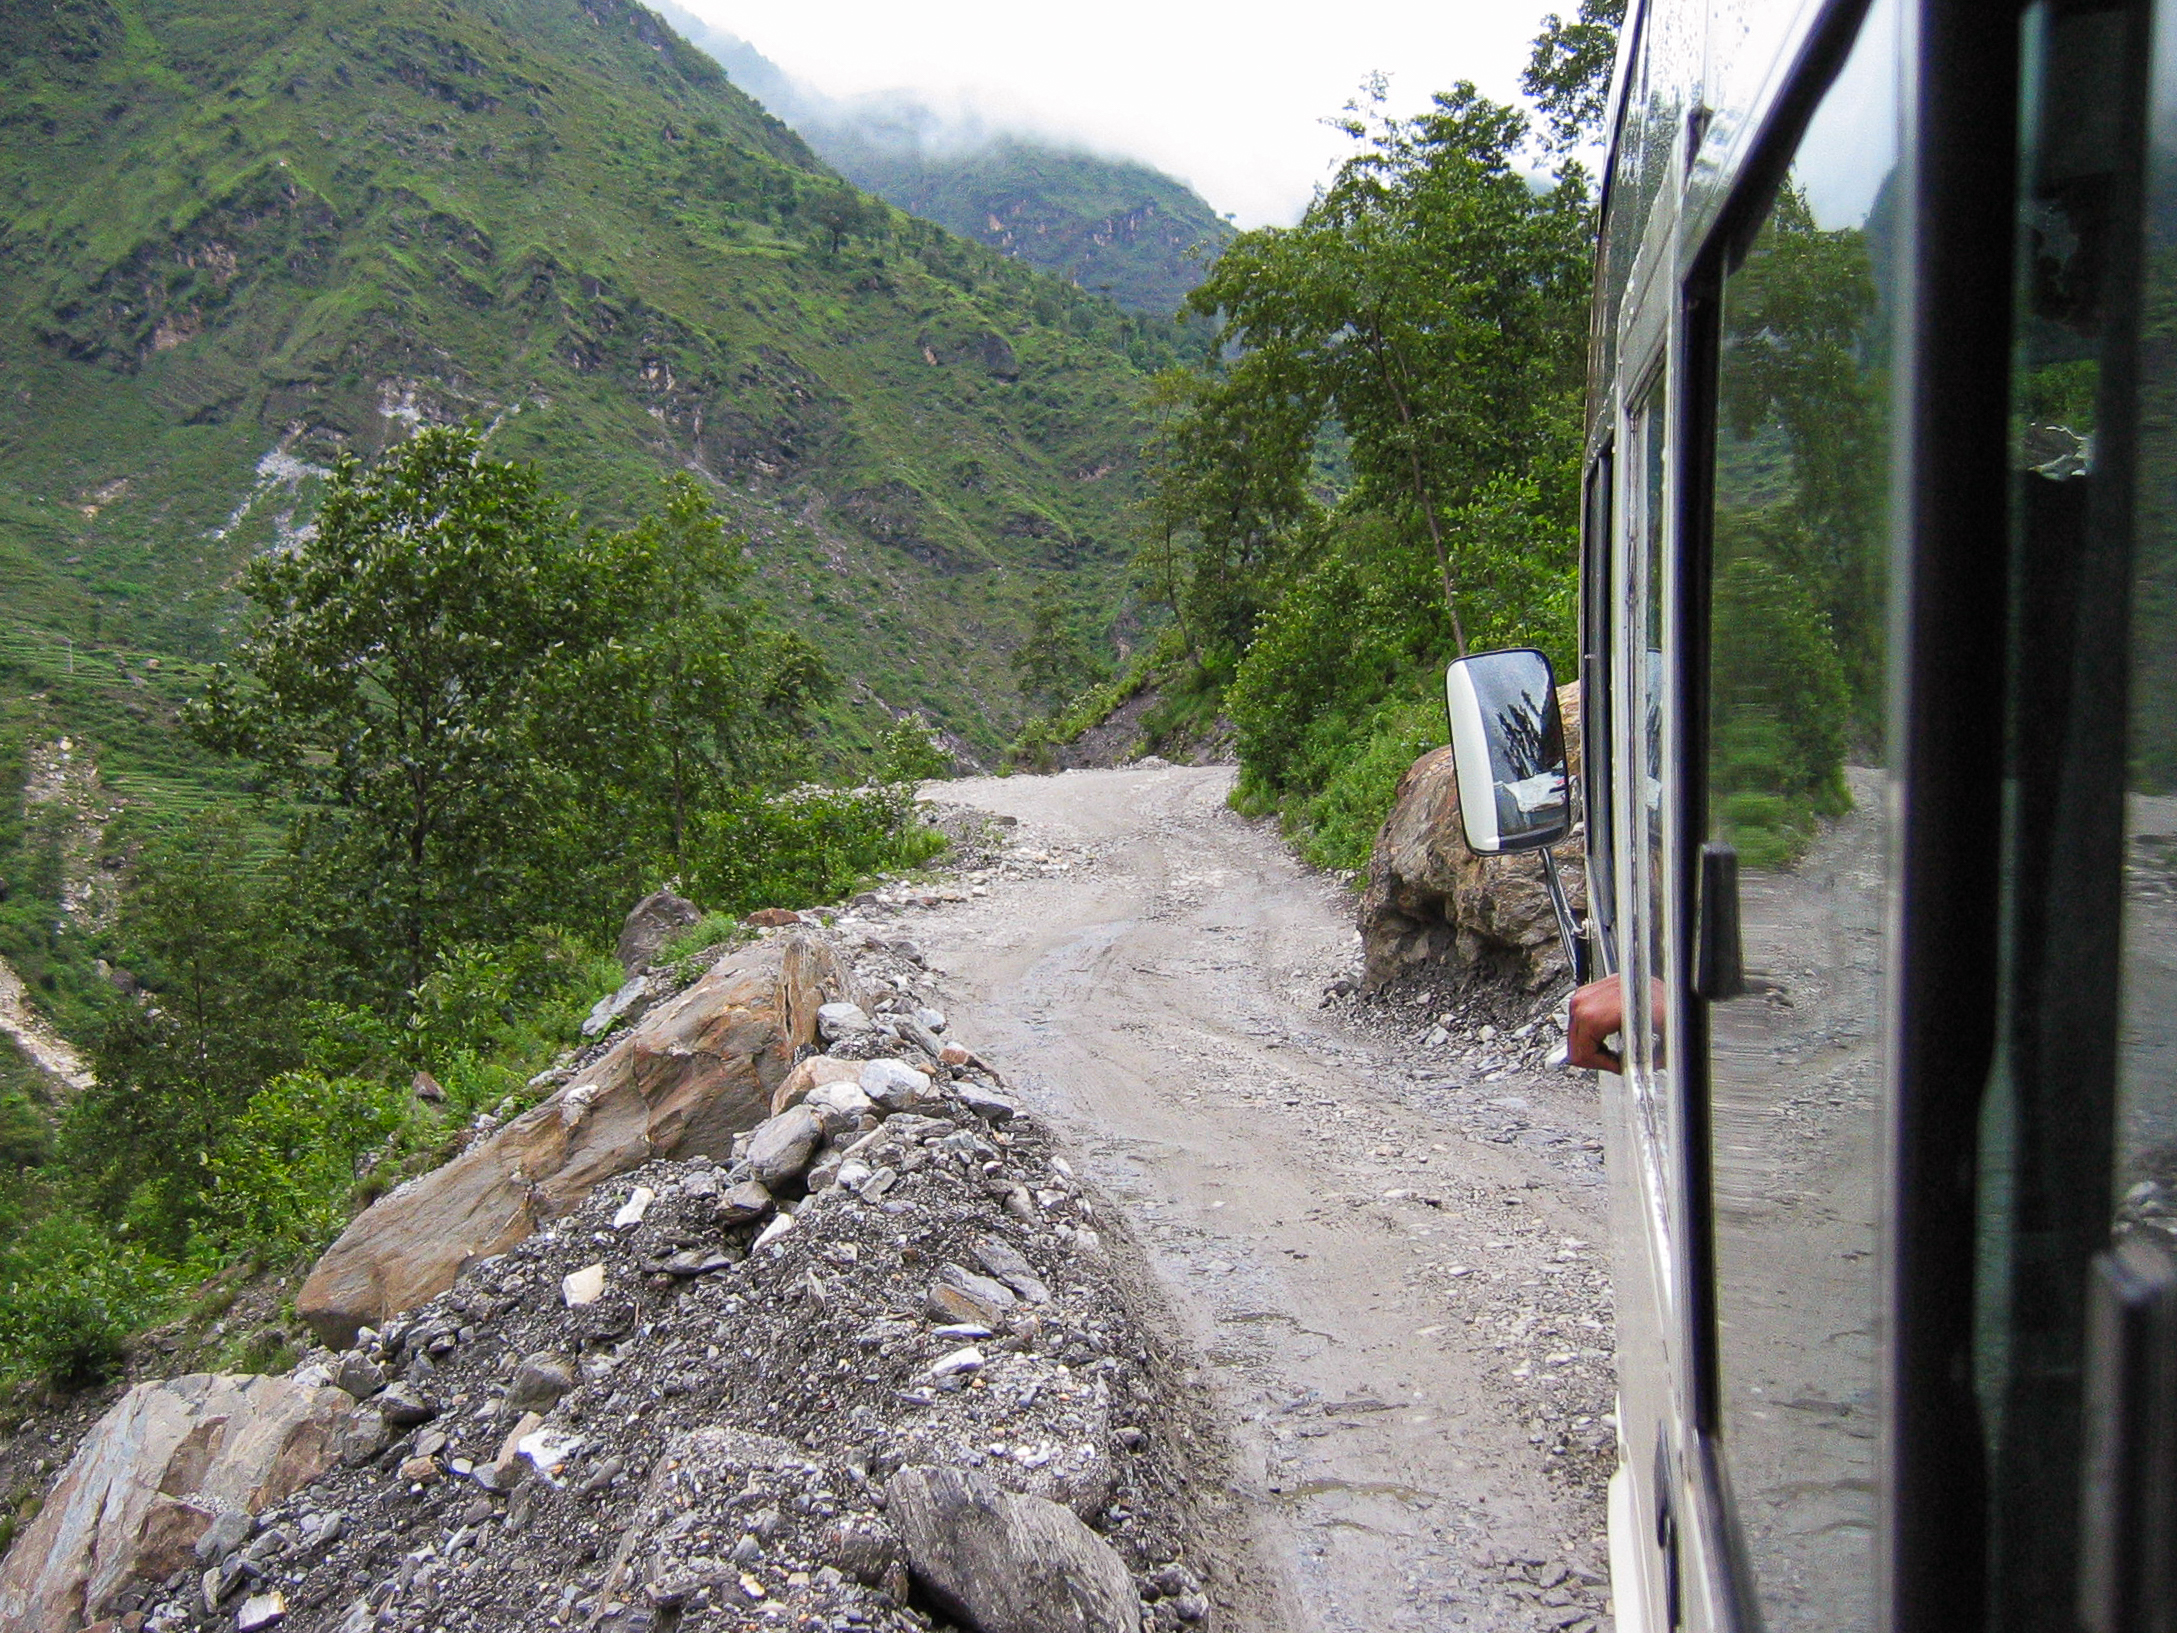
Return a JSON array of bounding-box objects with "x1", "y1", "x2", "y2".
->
[
  {"x1": 66, "y1": 811, "x2": 303, "y2": 1248},
  {"x1": 190, "y1": 426, "x2": 595, "y2": 996},
  {"x1": 1011, "y1": 584, "x2": 1109, "y2": 714},
  {"x1": 1166, "y1": 82, "x2": 1592, "y2": 656},
  {"x1": 1524, "y1": 0, "x2": 1629, "y2": 151},
  {"x1": 574, "y1": 476, "x2": 833, "y2": 866}
]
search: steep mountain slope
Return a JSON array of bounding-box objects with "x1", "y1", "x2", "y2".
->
[
  {"x1": 0, "y1": 0, "x2": 1172, "y2": 762},
  {"x1": 653, "y1": 5, "x2": 1235, "y2": 315}
]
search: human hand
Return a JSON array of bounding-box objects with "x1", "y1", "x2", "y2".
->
[{"x1": 1567, "y1": 975, "x2": 1625, "y2": 1073}]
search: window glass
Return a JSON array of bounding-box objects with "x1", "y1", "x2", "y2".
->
[
  {"x1": 1626, "y1": 378, "x2": 1672, "y2": 1122},
  {"x1": 1702, "y1": 3, "x2": 1902, "y2": 1627},
  {"x1": 1976, "y1": 3, "x2": 2157, "y2": 1623},
  {"x1": 2119, "y1": 0, "x2": 2177, "y2": 1316}
]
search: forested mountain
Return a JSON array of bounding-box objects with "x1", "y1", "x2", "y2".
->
[
  {"x1": 0, "y1": 0, "x2": 1173, "y2": 761},
  {"x1": 652, "y1": 4, "x2": 1235, "y2": 315}
]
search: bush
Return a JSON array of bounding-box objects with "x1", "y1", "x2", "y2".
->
[
  {"x1": 198, "y1": 1072, "x2": 408, "y2": 1261},
  {"x1": 0, "y1": 1210, "x2": 174, "y2": 1388},
  {"x1": 686, "y1": 785, "x2": 945, "y2": 912}
]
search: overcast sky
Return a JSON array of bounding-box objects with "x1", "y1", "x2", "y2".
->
[{"x1": 673, "y1": 0, "x2": 1576, "y2": 228}]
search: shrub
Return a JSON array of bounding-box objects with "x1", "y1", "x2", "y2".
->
[
  {"x1": 0, "y1": 1210, "x2": 174, "y2": 1388},
  {"x1": 197, "y1": 1072, "x2": 407, "y2": 1261},
  {"x1": 686, "y1": 785, "x2": 946, "y2": 912}
]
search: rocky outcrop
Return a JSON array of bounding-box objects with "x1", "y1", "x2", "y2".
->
[
  {"x1": 295, "y1": 931, "x2": 855, "y2": 1347},
  {"x1": 614, "y1": 888, "x2": 700, "y2": 975},
  {"x1": 0, "y1": 1370, "x2": 349, "y2": 1633},
  {"x1": 888, "y1": 1464, "x2": 1142, "y2": 1633},
  {"x1": 1359, "y1": 682, "x2": 1587, "y2": 992}
]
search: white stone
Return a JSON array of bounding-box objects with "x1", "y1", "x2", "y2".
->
[
  {"x1": 927, "y1": 1346, "x2": 985, "y2": 1379},
  {"x1": 561, "y1": 1264, "x2": 607, "y2": 1307},
  {"x1": 610, "y1": 1187, "x2": 654, "y2": 1230}
]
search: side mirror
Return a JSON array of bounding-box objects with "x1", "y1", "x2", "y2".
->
[{"x1": 1445, "y1": 648, "x2": 1570, "y2": 855}]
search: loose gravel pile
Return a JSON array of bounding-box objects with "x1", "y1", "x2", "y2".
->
[{"x1": 118, "y1": 942, "x2": 1229, "y2": 1633}]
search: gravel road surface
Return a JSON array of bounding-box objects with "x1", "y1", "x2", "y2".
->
[{"x1": 870, "y1": 764, "x2": 1617, "y2": 1633}]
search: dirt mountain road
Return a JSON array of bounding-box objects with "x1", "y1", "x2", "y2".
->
[{"x1": 897, "y1": 764, "x2": 1616, "y2": 1633}]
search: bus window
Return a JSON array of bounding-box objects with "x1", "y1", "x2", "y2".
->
[
  {"x1": 1701, "y1": 2, "x2": 1902, "y2": 1627},
  {"x1": 1977, "y1": 1, "x2": 2160, "y2": 1625},
  {"x1": 1626, "y1": 376, "x2": 1672, "y2": 1119}
]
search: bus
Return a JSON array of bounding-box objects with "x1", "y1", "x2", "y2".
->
[{"x1": 1440, "y1": 0, "x2": 2177, "y2": 1627}]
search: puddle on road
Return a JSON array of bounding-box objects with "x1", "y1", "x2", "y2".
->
[{"x1": 1270, "y1": 1476, "x2": 1437, "y2": 1505}]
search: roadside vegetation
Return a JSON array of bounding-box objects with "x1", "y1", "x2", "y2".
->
[
  {"x1": 1010, "y1": 3, "x2": 1624, "y2": 870},
  {"x1": 0, "y1": 430, "x2": 943, "y2": 1391}
]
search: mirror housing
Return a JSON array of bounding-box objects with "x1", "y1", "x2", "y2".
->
[{"x1": 1445, "y1": 648, "x2": 1571, "y2": 855}]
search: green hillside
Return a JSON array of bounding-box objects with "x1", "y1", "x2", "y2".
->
[
  {"x1": 0, "y1": 0, "x2": 1174, "y2": 770},
  {"x1": 821, "y1": 133, "x2": 1235, "y2": 318},
  {"x1": 649, "y1": 5, "x2": 1234, "y2": 315}
]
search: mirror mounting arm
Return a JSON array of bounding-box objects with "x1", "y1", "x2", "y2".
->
[{"x1": 1537, "y1": 847, "x2": 1588, "y2": 985}]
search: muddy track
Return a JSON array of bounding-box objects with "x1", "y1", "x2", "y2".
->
[{"x1": 887, "y1": 765, "x2": 1616, "y2": 1633}]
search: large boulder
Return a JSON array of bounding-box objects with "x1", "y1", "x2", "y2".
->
[
  {"x1": 886, "y1": 1464, "x2": 1140, "y2": 1633},
  {"x1": 0, "y1": 1371, "x2": 349, "y2": 1633},
  {"x1": 1358, "y1": 681, "x2": 1587, "y2": 991},
  {"x1": 296, "y1": 932, "x2": 856, "y2": 1347},
  {"x1": 615, "y1": 888, "x2": 701, "y2": 975}
]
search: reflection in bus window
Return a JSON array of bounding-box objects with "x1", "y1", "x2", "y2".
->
[
  {"x1": 1703, "y1": 4, "x2": 1899, "y2": 1628},
  {"x1": 1626, "y1": 383, "x2": 1672, "y2": 1113}
]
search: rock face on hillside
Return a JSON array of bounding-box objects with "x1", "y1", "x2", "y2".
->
[
  {"x1": 1359, "y1": 683, "x2": 1587, "y2": 992},
  {"x1": 296, "y1": 931, "x2": 856, "y2": 1348},
  {"x1": 0, "y1": 1371, "x2": 350, "y2": 1633}
]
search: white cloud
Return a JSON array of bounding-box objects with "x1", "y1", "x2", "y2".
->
[{"x1": 677, "y1": 0, "x2": 1570, "y2": 227}]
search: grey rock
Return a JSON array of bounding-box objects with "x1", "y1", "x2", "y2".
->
[
  {"x1": 716, "y1": 1179, "x2": 774, "y2": 1226},
  {"x1": 335, "y1": 1407, "x2": 390, "y2": 1469},
  {"x1": 505, "y1": 1354, "x2": 574, "y2": 1413},
  {"x1": 616, "y1": 889, "x2": 700, "y2": 975},
  {"x1": 957, "y1": 1081, "x2": 1019, "y2": 1123},
  {"x1": 804, "y1": 1148, "x2": 848, "y2": 1194},
  {"x1": 887, "y1": 1465, "x2": 1141, "y2": 1633},
  {"x1": 581, "y1": 975, "x2": 652, "y2": 1039},
  {"x1": 331, "y1": 1353, "x2": 385, "y2": 1401},
  {"x1": 859, "y1": 1058, "x2": 930, "y2": 1112},
  {"x1": 662, "y1": 1248, "x2": 731, "y2": 1276},
  {"x1": 193, "y1": 1509, "x2": 254, "y2": 1565},
  {"x1": 820, "y1": 1514, "x2": 903, "y2": 1586},
  {"x1": 375, "y1": 1384, "x2": 437, "y2": 1428},
  {"x1": 236, "y1": 1589, "x2": 287, "y2": 1631},
  {"x1": 914, "y1": 1008, "x2": 947, "y2": 1034},
  {"x1": 746, "y1": 1106, "x2": 825, "y2": 1187},
  {"x1": 972, "y1": 1236, "x2": 1050, "y2": 1304},
  {"x1": 927, "y1": 1263, "x2": 1018, "y2": 1327},
  {"x1": 804, "y1": 1079, "x2": 876, "y2": 1133},
  {"x1": 817, "y1": 1002, "x2": 876, "y2": 1041}
]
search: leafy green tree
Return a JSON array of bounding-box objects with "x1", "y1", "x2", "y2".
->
[
  {"x1": 1011, "y1": 584, "x2": 1110, "y2": 713},
  {"x1": 65, "y1": 811, "x2": 303, "y2": 1249},
  {"x1": 190, "y1": 426, "x2": 598, "y2": 996},
  {"x1": 1166, "y1": 82, "x2": 1591, "y2": 657},
  {"x1": 1524, "y1": 0, "x2": 1628, "y2": 151},
  {"x1": 575, "y1": 477, "x2": 833, "y2": 867},
  {"x1": 875, "y1": 718, "x2": 954, "y2": 783}
]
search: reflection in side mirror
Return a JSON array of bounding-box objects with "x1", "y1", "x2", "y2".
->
[{"x1": 1445, "y1": 648, "x2": 1570, "y2": 856}]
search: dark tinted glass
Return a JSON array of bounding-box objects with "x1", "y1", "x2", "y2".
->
[{"x1": 1702, "y1": 4, "x2": 1902, "y2": 1627}]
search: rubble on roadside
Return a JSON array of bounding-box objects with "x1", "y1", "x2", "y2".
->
[{"x1": 22, "y1": 931, "x2": 1226, "y2": 1633}]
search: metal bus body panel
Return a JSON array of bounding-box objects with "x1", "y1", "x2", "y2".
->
[{"x1": 1587, "y1": 2, "x2": 1893, "y2": 1628}]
